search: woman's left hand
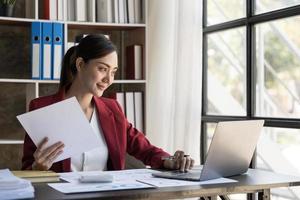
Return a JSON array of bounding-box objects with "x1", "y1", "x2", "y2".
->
[{"x1": 163, "y1": 150, "x2": 195, "y2": 172}]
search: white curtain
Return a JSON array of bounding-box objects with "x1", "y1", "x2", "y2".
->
[{"x1": 146, "y1": 0, "x2": 202, "y2": 164}]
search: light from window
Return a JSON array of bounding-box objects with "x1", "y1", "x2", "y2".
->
[
  {"x1": 255, "y1": 0, "x2": 300, "y2": 14},
  {"x1": 255, "y1": 16, "x2": 300, "y2": 118},
  {"x1": 207, "y1": 28, "x2": 247, "y2": 116},
  {"x1": 207, "y1": 0, "x2": 246, "y2": 25}
]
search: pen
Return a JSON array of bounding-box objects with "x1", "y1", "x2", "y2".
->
[{"x1": 161, "y1": 155, "x2": 190, "y2": 161}]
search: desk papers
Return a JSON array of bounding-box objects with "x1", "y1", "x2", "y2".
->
[
  {"x1": 49, "y1": 169, "x2": 156, "y2": 193},
  {"x1": 17, "y1": 97, "x2": 101, "y2": 162},
  {"x1": 0, "y1": 169, "x2": 34, "y2": 200},
  {"x1": 59, "y1": 168, "x2": 155, "y2": 183},
  {"x1": 48, "y1": 169, "x2": 237, "y2": 194},
  {"x1": 137, "y1": 177, "x2": 237, "y2": 187},
  {"x1": 48, "y1": 181, "x2": 154, "y2": 194}
]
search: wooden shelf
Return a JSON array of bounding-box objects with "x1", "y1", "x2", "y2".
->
[
  {"x1": 0, "y1": 78, "x2": 146, "y2": 84},
  {"x1": 67, "y1": 21, "x2": 146, "y2": 30},
  {"x1": 114, "y1": 80, "x2": 146, "y2": 84},
  {"x1": 0, "y1": 16, "x2": 34, "y2": 26},
  {"x1": 0, "y1": 79, "x2": 59, "y2": 84},
  {"x1": 0, "y1": 17, "x2": 145, "y2": 30},
  {"x1": 0, "y1": 140, "x2": 24, "y2": 144}
]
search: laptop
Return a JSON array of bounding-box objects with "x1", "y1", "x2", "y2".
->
[{"x1": 152, "y1": 120, "x2": 264, "y2": 181}]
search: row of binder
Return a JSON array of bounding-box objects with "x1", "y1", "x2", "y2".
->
[
  {"x1": 31, "y1": 22, "x2": 64, "y2": 80},
  {"x1": 116, "y1": 92, "x2": 144, "y2": 132}
]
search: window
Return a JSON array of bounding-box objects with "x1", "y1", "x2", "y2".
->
[
  {"x1": 203, "y1": 1, "x2": 300, "y2": 199},
  {"x1": 207, "y1": 0, "x2": 246, "y2": 25},
  {"x1": 255, "y1": 16, "x2": 300, "y2": 118},
  {"x1": 207, "y1": 27, "x2": 247, "y2": 115}
]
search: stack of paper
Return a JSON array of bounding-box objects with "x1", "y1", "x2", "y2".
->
[{"x1": 0, "y1": 169, "x2": 34, "y2": 199}]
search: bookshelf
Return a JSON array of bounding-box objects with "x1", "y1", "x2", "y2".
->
[{"x1": 0, "y1": 0, "x2": 147, "y2": 170}]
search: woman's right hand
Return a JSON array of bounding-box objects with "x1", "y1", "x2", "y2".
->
[{"x1": 32, "y1": 137, "x2": 65, "y2": 171}]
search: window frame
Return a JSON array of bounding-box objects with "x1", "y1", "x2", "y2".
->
[
  {"x1": 202, "y1": 0, "x2": 300, "y2": 163},
  {"x1": 202, "y1": 2, "x2": 300, "y2": 199}
]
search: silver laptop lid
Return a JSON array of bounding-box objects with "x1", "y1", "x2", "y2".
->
[{"x1": 200, "y1": 120, "x2": 264, "y2": 181}]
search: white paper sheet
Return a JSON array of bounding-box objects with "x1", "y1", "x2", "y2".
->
[
  {"x1": 136, "y1": 177, "x2": 237, "y2": 187},
  {"x1": 50, "y1": 169, "x2": 157, "y2": 194},
  {"x1": 59, "y1": 168, "x2": 155, "y2": 183},
  {"x1": 48, "y1": 181, "x2": 154, "y2": 194},
  {"x1": 55, "y1": 169, "x2": 237, "y2": 194},
  {"x1": 17, "y1": 97, "x2": 101, "y2": 162}
]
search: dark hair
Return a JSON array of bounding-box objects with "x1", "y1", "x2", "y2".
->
[{"x1": 59, "y1": 34, "x2": 117, "y2": 90}]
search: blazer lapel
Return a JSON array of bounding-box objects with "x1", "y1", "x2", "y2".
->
[{"x1": 93, "y1": 97, "x2": 122, "y2": 170}]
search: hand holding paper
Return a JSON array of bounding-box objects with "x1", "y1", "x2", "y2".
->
[
  {"x1": 17, "y1": 97, "x2": 101, "y2": 163},
  {"x1": 32, "y1": 137, "x2": 65, "y2": 170}
]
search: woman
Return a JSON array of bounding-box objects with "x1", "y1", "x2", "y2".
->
[{"x1": 22, "y1": 34, "x2": 194, "y2": 172}]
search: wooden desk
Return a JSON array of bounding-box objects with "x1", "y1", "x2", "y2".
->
[{"x1": 33, "y1": 169, "x2": 300, "y2": 200}]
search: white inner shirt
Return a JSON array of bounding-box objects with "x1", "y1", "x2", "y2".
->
[{"x1": 71, "y1": 105, "x2": 109, "y2": 171}]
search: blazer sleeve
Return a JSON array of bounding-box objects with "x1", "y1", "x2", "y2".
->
[
  {"x1": 21, "y1": 100, "x2": 37, "y2": 170},
  {"x1": 114, "y1": 101, "x2": 170, "y2": 169}
]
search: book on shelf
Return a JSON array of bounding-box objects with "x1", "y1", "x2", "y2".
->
[
  {"x1": 141, "y1": 0, "x2": 145, "y2": 23},
  {"x1": 96, "y1": 0, "x2": 113, "y2": 23},
  {"x1": 124, "y1": 0, "x2": 129, "y2": 23},
  {"x1": 52, "y1": 22, "x2": 64, "y2": 80},
  {"x1": 113, "y1": 0, "x2": 119, "y2": 23},
  {"x1": 134, "y1": 0, "x2": 142, "y2": 23},
  {"x1": 122, "y1": 92, "x2": 144, "y2": 132},
  {"x1": 42, "y1": 22, "x2": 53, "y2": 80},
  {"x1": 125, "y1": 92, "x2": 135, "y2": 126},
  {"x1": 67, "y1": 0, "x2": 75, "y2": 21},
  {"x1": 25, "y1": 0, "x2": 35, "y2": 19},
  {"x1": 65, "y1": 0, "x2": 90, "y2": 22},
  {"x1": 11, "y1": 170, "x2": 60, "y2": 183},
  {"x1": 116, "y1": 92, "x2": 125, "y2": 112},
  {"x1": 29, "y1": 0, "x2": 144, "y2": 23},
  {"x1": 127, "y1": 0, "x2": 135, "y2": 23},
  {"x1": 75, "y1": 0, "x2": 87, "y2": 21},
  {"x1": 87, "y1": 0, "x2": 96, "y2": 22},
  {"x1": 41, "y1": 0, "x2": 57, "y2": 20},
  {"x1": 31, "y1": 21, "x2": 42, "y2": 79},
  {"x1": 57, "y1": 0, "x2": 64, "y2": 21},
  {"x1": 118, "y1": 0, "x2": 125, "y2": 23},
  {"x1": 126, "y1": 45, "x2": 143, "y2": 80},
  {"x1": 134, "y1": 92, "x2": 144, "y2": 132}
]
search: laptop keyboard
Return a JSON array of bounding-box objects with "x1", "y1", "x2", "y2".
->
[
  {"x1": 166, "y1": 169, "x2": 202, "y2": 178},
  {"x1": 170, "y1": 170, "x2": 192, "y2": 175},
  {"x1": 152, "y1": 166, "x2": 203, "y2": 181}
]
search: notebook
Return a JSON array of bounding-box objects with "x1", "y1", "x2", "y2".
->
[{"x1": 12, "y1": 170, "x2": 60, "y2": 183}]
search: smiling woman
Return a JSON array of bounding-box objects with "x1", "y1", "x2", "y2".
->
[
  {"x1": 21, "y1": 34, "x2": 195, "y2": 173},
  {"x1": 59, "y1": 34, "x2": 118, "y2": 94},
  {"x1": 67, "y1": 51, "x2": 118, "y2": 100}
]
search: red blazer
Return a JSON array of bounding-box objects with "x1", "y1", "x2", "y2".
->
[{"x1": 22, "y1": 90, "x2": 170, "y2": 172}]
